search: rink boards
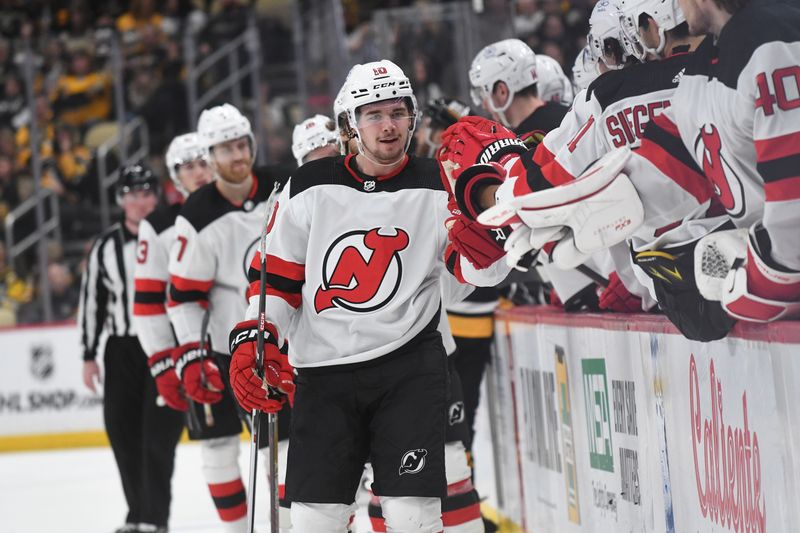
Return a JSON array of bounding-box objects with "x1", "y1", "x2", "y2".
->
[{"x1": 486, "y1": 307, "x2": 800, "y2": 533}]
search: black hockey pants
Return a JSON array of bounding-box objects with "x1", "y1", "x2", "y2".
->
[{"x1": 103, "y1": 336, "x2": 185, "y2": 527}]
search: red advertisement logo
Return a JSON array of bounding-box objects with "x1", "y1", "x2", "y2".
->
[{"x1": 689, "y1": 354, "x2": 766, "y2": 533}]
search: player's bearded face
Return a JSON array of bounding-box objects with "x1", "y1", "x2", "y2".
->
[
  {"x1": 356, "y1": 100, "x2": 412, "y2": 163},
  {"x1": 177, "y1": 159, "x2": 213, "y2": 194},
  {"x1": 211, "y1": 137, "x2": 253, "y2": 184}
]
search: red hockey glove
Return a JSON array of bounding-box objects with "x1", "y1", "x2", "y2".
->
[
  {"x1": 452, "y1": 162, "x2": 506, "y2": 221},
  {"x1": 446, "y1": 215, "x2": 507, "y2": 269},
  {"x1": 148, "y1": 348, "x2": 188, "y2": 411},
  {"x1": 229, "y1": 320, "x2": 295, "y2": 413},
  {"x1": 172, "y1": 342, "x2": 225, "y2": 404},
  {"x1": 437, "y1": 116, "x2": 526, "y2": 193},
  {"x1": 598, "y1": 272, "x2": 642, "y2": 313}
]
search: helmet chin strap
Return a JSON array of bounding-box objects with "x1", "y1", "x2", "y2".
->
[{"x1": 485, "y1": 88, "x2": 515, "y2": 129}]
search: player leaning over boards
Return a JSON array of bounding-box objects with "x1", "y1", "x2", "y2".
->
[
  {"x1": 467, "y1": 0, "x2": 800, "y2": 326},
  {"x1": 228, "y1": 60, "x2": 510, "y2": 532}
]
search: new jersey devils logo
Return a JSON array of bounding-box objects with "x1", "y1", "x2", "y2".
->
[
  {"x1": 695, "y1": 124, "x2": 745, "y2": 218},
  {"x1": 314, "y1": 227, "x2": 409, "y2": 313},
  {"x1": 399, "y1": 449, "x2": 427, "y2": 475}
]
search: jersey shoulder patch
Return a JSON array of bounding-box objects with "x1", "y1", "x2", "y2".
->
[
  {"x1": 715, "y1": 0, "x2": 800, "y2": 89},
  {"x1": 144, "y1": 204, "x2": 180, "y2": 235}
]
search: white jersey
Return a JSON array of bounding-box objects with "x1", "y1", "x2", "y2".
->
[
  {"x1": 244, "y1": 155, "x2": 510, "y2": 368},
  {"x1": 532, "y1": 50, "x2": 695, "y2": 187},
  {"x1": 132, "y1": 204, "x2": 181, "y2": 356},
  {"x1": 168, "y1": 172, "x2": 281, "y2": 353}
]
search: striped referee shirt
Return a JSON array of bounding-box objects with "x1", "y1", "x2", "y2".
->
[{"x1": 77, "y1": 222, "x2": 139, "y2": 361}]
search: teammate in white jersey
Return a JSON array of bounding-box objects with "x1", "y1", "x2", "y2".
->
[
  {"x1": 167, "y1": 104, "x2": 288, "y2": 532},
  {"x1": 228, "y1": 60, "x2": 509, "y2": 533}
]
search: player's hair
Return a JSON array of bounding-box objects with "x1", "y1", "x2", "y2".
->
[
  {"x1": 712, "y1": 0, "x2": 750, "y2": 14},
  {"x1": 640, "y1": 13, "x2": 690, "y2": 39},
  {"x1": 493, "y1": 80, "x2": 539, "y2": 99}
]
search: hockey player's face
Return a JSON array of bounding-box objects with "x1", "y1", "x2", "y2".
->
[
  {"x1": 177, "y1": 159, "x2": 213, "y2": 194},
  {"x1": 121, "y1": 189, "x2": 158, "y2": 226},
  {"x1": 356, "y1": 100, "x2": 412, "y2": 162},
  {"x1": 211, "y1": 137, "x2": 253, "y2": 184}
]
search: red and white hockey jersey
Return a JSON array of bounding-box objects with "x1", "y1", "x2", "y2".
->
[
  {"x1": 532, "y1": 49, "x2": 695, "y2": 187},
  {"x1": 245, "y1": 155, "x2": 510, "y2": 368},
  {"x1": 653, "y1": 2, "x2": 800, "y2": 271},
  {"x1": 168, "y1": 172, "x2": 282, "y2": 354},
  {"x1": 132, "y1": 204, "x2": 181, "y2": 356}
]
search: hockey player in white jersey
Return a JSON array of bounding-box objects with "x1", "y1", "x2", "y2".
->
[
  {"x1": 228, "y1": 60, "x2": 509, "y2": 533},
  {"x1": 134, "y1": 133, "x2": 212, "y2": 413},
  {"x1": 464, "y1": 0, "x2": 800, "y2": 331},
  {"x1": 167, "y1": 104, "x2": 289, "y2": 532}
]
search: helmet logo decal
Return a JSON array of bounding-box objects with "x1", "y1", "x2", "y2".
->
[{"x1": 373, "y1": 66, "x2": 388, "y2": 76}]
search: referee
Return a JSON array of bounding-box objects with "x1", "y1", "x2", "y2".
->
[{"x1": 78, "y1": 164, "x2": 184, "y2": 533}]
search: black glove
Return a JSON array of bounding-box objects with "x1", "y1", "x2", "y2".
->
[{"x1": 634, "y1": 244, "x2": 736, "y2": 342}]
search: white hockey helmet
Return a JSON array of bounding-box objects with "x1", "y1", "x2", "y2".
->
[
  {"x1": 333, "y1": 81, "x2": 350, "y2": 154},
  {"x1": 468, "y1": 39, "x2": 537, "y2": 123},
  {"x1": 588, "y1": 0, "x2": 642, "y2": 69},
  {"x1": 535, "y1": 55, "x2": 575, "y2": 104},
  {"x1": 165, "y1": 132, "x2": 207, "y2": 197},
  {"x1": 618, "y1": 0, "x2": 685, "y2": 57},
  {"x1": 572, "y1": 45, "x2": 601, "y2": 91},
  {"x1": 196, "y1": 103, "x2": 255, "y2": 160},
  {"x1": 291, "y1": 114, "x2": 338, "y2": 167},
  {"x1": 338, "y1": 59, "x2": 418, "y2": 159}
]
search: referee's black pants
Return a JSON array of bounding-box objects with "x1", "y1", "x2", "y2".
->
[{"x1": 103, "y1": 336, "x2": 185, "y2": 527}]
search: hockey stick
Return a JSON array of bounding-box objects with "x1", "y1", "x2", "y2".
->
[
  {"x1": 247, "y1": 182, "x2": 281, "y2": 533},
  {"x1": 198, "y1": 308, "x2": 215, "y2": 427}
]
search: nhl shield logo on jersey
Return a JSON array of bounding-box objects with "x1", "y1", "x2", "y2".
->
[
  {"x1": 314, "y1": 227, "x2": 409, "y2": 313},
  {"x1": 399, "y1": 449, "x2": 427, "y2": 475},
  {"x1": 694, "y1": 124, "x2": 745, "y2": 218}
]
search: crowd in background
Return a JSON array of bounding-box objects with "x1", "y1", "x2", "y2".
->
[{"x1": 0, "y1": 0, "x2": 597, "y2": 326}]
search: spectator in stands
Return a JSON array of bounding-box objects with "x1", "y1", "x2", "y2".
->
[
  {"x1": 514, "y1": 0, "x2": 546, "y2": 37},
  {"x1": 0, "y1": 153, "x2": 20, "y2": 219},
  {"x1": 161, "y1": 0, "x2": 207, "y2": 38},
  {"x1": 50, "y1": 122, "x2": 91, "y2": 196},
  {"x1": 50, "y1": 46, "x2": 111, "y2": 130},
  {"x1": 0, "y1": 126, "x2": 15, "y2": 160},
  {"x1": 15, "y1": 94, "x2": 55, "y2": 170},
  {"x1": 0, "y1": 72, "x2": 25, "y2": 127},
  {"x1": 116, "y1": 0, "x2": 164, "y2": 52},
  {"x1": 199, "y1": 0, "x2": 249, "y2": 50},
  {"x1": 17, "y1": 261, "x2": 79, "y2": 323},
  {"x1": 40, "y1": 38, "x2": 66, "y2": 96},
  {"x1": 0, "y1": 38, "x2": 13, "y2": 78}
]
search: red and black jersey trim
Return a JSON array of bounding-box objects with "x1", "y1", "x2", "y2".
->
[
  {"x1": 168, "y1": 275, "x2": 212, "y2": 308},
  {"x1": 755, "y1": 131, "x2": 800, "y2": 201},
  {"x1": 638, "y1": 115, "x2": 711, "y2": 203},
  {"x1": 133, "y1": 278, "x2": 167, "y2": 316},
  {"x1": 256, "y1": 254, "x2": 304, "y2": 309}
]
